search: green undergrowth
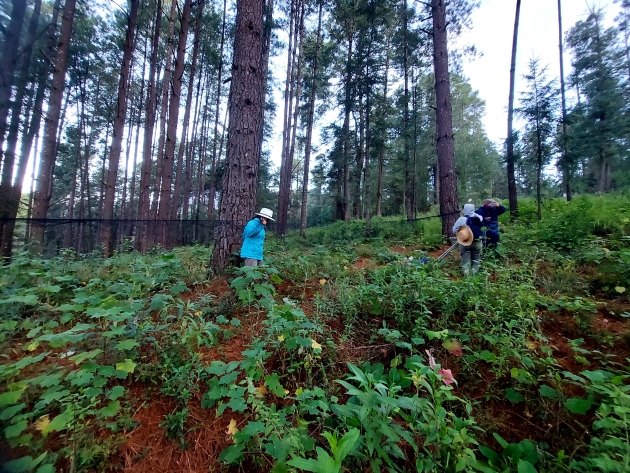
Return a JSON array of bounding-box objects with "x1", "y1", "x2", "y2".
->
[{"x1": 1, "y1": 195, "x2": 630, "y2": 472}]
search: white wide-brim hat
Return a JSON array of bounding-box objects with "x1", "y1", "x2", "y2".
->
[
  {"x1": 456, "y1": 225, "x2": 474, "y2": 246},
  {"x1": 255, "y1": 208, "x2": 275, "y2": 221}
]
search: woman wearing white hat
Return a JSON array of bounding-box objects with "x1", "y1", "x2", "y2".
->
[
  {"x1": 240, "y1": 208, "x2": 275, "y2": 267},
  {"x1": 452, "y1": 203, "x2": 483, "y2": 276}
]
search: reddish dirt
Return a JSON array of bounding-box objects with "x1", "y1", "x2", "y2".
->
[
  {"x1": 119, "y1": 388, "x2": 240, "y2": 473},
  {"x1": 390, "y1": 245, "x2": 423, "y2": 256},
  {"x1": 180, "y1": 277, "x2": 231, "y2": 304},
  {"x1": 428, "y1": 244, "x2": 453, "y2": 259},
  {"x1": 352, "y1": 257, "x2": 377, "y2": 270}
]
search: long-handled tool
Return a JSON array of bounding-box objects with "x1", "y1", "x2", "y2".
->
[{"x1": 436, "y1": 241, "x2": 459, "y2": 261}]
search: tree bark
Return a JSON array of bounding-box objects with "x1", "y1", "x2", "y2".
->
[
  {"x1": 341, "y1": 24, "x2": 354, "y2": 222},
  {"x1": 31, "y1": 0, "x2": 78, "y2": 250},
  {"x1": 557, "y1": 0, "x2": 571, "y2": 200},
  {"x1": 376, "y1": 34, "x2": 390, "y2": 217},
  {"x1": 211, "y1": 0, "x2": 266, "y2": 273},
  {"x1": 277, "y1": 0, "x2": 298, "y2": 235},
  {"x1": 279, "y1": 0, "x2": 305, "y2": 235},
  {"x1": 403, "y1": 0, "x2": 413, "y2": 221},
  {"x1": 0, "y1": 0, "x2": 27, "y2": 161},
  {"x1": 137, "y1": 0, "x2": 163, "y2": 251},
  {"x1": 0, "y1": 0, "x2": 43, "y2": 260},
  {"x1": 156, "y1": 0, "x2": 192, "y2": 247},
  {"x1": 431, "y1": 0, "x2": 459, "y2": 237},
  {"x1": 207, "y1": 0, "x2": 228, "y2": 222},
  {"x1": 300, "y1": 0, "x2": 323, "y2": 238},
  {"x1": 149, "y1": 0, "x2": 178, "y2": 228},
  {"x1": 172, "y1": 0, "x2": 204, "y2": 229},
  {"x1": 506, "y1": 0, "x2": 521, "y2": 218},
  {"x1": 101, "y1": 0, "x2": 140, "y2": 256}
]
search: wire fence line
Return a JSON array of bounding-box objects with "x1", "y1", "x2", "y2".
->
[
  {"x1": 2, "y1": 207, "x2": 528, "y2": 258},
  {"x1": 2, "y1": 218, "x2": 299, "y2": 257}
]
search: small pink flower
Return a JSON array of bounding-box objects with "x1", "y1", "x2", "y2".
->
[
  {"x1": 425, "y1": 349, "x2": 436, "y2": 369},
  {"x1": 438, "y1": 368, "x2": 455, "y2": 385}
]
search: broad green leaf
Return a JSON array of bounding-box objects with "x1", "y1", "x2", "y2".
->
[
  {"x1": 517, "y1": 460, "x2": 537, "y2": 473},
  {"x1": 116, "y1": 339, "x2": 139, "y2": 351},
  {"x1": 45, "y1": 410, "x2": 74, "y2": 434},
  {"x1": 219, "y1": 444, "x2": 246, "y2": 464},
  {"x1": 115, "y1": 359, "x2": 136, "y2": 374},
  {"x1": 0, "y1": 389, "x2": 25, "y2": 407},
  {"x1": 97, "y1": 401, "x2": 121, "y2": 418},
  {"x1": 539, "y1": 385, "x2": 559, "y2": 399},
  {"x1": 265, "y1": 374, "x2": 286, "y2": 397},
  {"x1": 2, "y1": 295, "x2": 38, "y2": 305},
  {"x1": 3, "y1": 455, "x2": 35, "y2": 473},
  {"x1": 5, "y1": 420, "x2": 28, "y2": 438},
  {"x1": 505, "y1": 388, "x2": 524, "y2": 403},
  {"x1": 565, "y1": 397, "x2": 593, "y2": 414},
  {"x1": 336, "y1": 428, "x2": 360, "y2": 461},
  {"x1": 69, "y1": 349, "x2": 103, "y2": 365},
  {"x1": 0, "y1": 404, "x2": 26, "y2": 421},
  {"x1": 109, "y1": 386, "x2": 125, "y2": 401}
]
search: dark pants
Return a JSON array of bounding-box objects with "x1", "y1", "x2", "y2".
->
[
  {"x1": 485, "y1": 229, "x2": 500, "y2": 247},
  {"x1": 460, "y1": 240, "x2": 482, "y2": 276}
]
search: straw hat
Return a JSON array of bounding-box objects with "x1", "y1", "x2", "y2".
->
[
  {"x1": 456, "y1": 225, "x2": 474, "y2": 246},
  {"x1": 254, "y1": 208, "x2": 275, "y2": 221}
]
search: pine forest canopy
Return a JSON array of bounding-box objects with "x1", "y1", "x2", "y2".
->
[{"x1": 0, "y1": 0, "x2": 629, "y2": 261}]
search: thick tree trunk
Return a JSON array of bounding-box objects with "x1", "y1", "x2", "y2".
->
[
  {"x1": 101, "y1": 0, "x2": 140, "y2": 256},
  {"x1": 557, "y1": 0, "x2": 571, "y2": 201},
  {"x1": 137, "y1": 0, "x2": 162, "y2": 251},
  {"x1": 211, "y1": 0, "x2": 266, "y2": 273},
  {"x1": 431, "y1": 0, "x2": 459, "y2": 237},
  {"x1": 31, "y1": 0, "x2": 78, "y2": 250},
  {"x1": 157, "y1": 0, "x2": 192, "y2": 247},
  {"x1": 300, "y1": 0, "x2": 322, "y2": 238},
  {"x1": 506, "y1": 0, "x2": 521, "y2": 217}
]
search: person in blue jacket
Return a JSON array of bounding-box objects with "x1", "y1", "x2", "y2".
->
[
  {"x1": 240, "y1": 208, "x2": 274, "y2": 267},
  {"x1": 476, "y1": 199, "x2": 507, "y2": 247}
]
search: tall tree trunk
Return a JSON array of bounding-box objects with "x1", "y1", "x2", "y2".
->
[
  {"x1": 207, "y1": 0, "x2": 228, "y2": 222},
  {"x1": 279, "y1": 0, "x2": 305, "y2": 235},
  {"x1": 557, "y1": 0, "x2": 571, "y2": 201},
  {"x1": 157, "y1": 0, "x2": 192, "y2": 247},
  {"x1": 277, "y1": 0, "x2": 298, "y2": 236},
  {"x1": 403, "y1": 0, "x2": 413, "y2": 221},
  {"x1": 431, "y1": 0, "x2": 459, "y2": 237},
  {"x1": 137, "y1": 0, "x2": 163, "y2": 251},
  {"x1": 101, "y1": 0, "x2": 140, "y2": 256},
  {"x1": 376, "y1": 34, "x2": 390, "y2": 217},
  {"x1": 341, "y1": 24, "x2": 354, "y2": 222},
  {"x1": 506, "y1": 0, "x2": 521, "y2": 218},
  {"x1": 300, "y1": 0, "x2": 322, "y2": 238},
  {"x1": 172, "y1": 0, "x2": 204, "y2": 228},
  {"x1": 0, "y1": 0, "x2": 27, "y2": 161},
  {"x1": 211, "y1": 0, "x2": 266, "y2": 273},
  {"x1": 31, "y1": 0, "x2": 78, "y2": 250},
  {"x1": 149, "y1": 0, "x2": 178, "y2": 226},
  {"x1": 0, "y1": 0, "x2": 43, "y2": 260}
]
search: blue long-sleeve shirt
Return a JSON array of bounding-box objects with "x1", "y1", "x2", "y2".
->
[
  {"x1": 475, "y1": 204, "x2": 507, "y2": 232},
  {"x1": 240, "y1": 218, "x2": 265, "y2": 260}
]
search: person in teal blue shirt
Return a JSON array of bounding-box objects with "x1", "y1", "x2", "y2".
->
[{"x1": 241, "y1": 208, "x2": 275, "y2": 267}]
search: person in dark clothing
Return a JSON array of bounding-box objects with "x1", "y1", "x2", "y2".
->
[
  {"x1": 453, "y1": 203, "x2": 484, "y2": 276},
  {"x1": 476, "y1": 199, "x2": 507, "y2": 247}
]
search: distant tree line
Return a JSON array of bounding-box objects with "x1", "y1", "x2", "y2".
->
[{"x1": 0, "y1": 0, "x2": 628, "y2": 262}]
